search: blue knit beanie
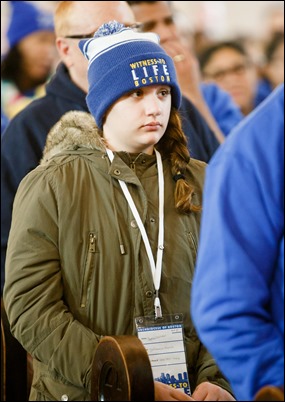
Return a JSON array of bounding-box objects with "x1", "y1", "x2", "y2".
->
[
  {"x1": 79, "y1": 21, "x2": 182, "y2": 129},
  {"x1": 7, "y1": 1, "x2": 54, "y2": 49}
]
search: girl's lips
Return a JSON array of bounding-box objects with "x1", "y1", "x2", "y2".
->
[{"x1": 144, "y1": 122, "x2": 162, "y2": 128}]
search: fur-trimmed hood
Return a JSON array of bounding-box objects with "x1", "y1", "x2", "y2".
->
[{"x1": 41, "y1": 111, "x2": 105, "y2": 165}]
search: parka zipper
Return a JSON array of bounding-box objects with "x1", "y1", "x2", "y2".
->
[{"x1": 80, "y1": 233, "x2": 96, "y2": 308}]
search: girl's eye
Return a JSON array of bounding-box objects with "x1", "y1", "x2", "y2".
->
[
  {"x1": 159, "y1": 89, "x2": 171, "y2": 97},
  {"x1": 131, "y1": 90, "x2": 143, "y2": 98},
  {"x1": 161, "y1": 89, "x2": 171, "y2": 96}
]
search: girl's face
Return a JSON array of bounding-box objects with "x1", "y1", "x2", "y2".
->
[{"x1": 103, "y1": 85, "x2": 172, "y2": 155}]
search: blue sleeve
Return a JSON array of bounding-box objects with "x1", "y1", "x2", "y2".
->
[
  {"x1": 191, "y1": 85, "x2": 284, "y2": 401},
  {"x1": 201, "y1": 83, "x2": 244, "y2": 136}
]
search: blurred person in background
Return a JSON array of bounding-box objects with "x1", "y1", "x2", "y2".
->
[
  {"x1": 256, "y1": 32, "x2": 284, "y2": 105},
  {"x1": 199, "y1": 40, "x2": 261, "y2": 116},
  {"x1": 1, "y1": 1, "x2": 56, "y2": 119},
  {"x1": 127, "y1": 1, "x2": 243, "y2": 141}
]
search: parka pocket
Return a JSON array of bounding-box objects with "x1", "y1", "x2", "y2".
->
[{"x1": 80, "y1": 232, "x2": 98, "y2": 308}]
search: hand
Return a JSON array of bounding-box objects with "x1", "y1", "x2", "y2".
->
[
  {"x1": 191, "y1": 382, "x2": 236, "y2": 401},
  {"x1": 154, "y1": 381, "x2": 195, "y2": 401},
  {"x1": 162, "y1": 38, "x2": 202, "y2": 102}
]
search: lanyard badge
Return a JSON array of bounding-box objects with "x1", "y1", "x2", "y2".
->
[{"x1": 135, "y1": 314, "x2": 191, "y2": 396}]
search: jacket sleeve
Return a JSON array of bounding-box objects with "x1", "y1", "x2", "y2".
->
[
  {"x1": 200, "y1": 83, "x2": 243, "y2": 136},
  {"x1": 191, "y1": 86, "x2": 284, "y2": 401},
  {"x1": 3, "y1": 168, "x2": 99, "y2": 390},
  {"x1": 1, "y1": 102, "x2": 60, "y2": 294}
]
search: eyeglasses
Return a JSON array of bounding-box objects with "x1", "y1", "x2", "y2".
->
[
  {"x1": 64, "y1": 23, "x2": 143, "y2": 39},
  {"x1": 204, "y1": 63, "x2": 251, "y2": 82}
]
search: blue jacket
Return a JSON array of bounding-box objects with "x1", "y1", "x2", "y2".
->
[
  {"x1": 1, "y1": 63, "x2": 219, "y2": 293},
  {"x1": 201, "y1": 82, "x2": 243, "y2": 136},
  {"x1": 191, "y1": 84, "x2": 284, "y2": 401},
  {"x1": 255, "y1": 78, "x2": 274, "y2": 107}
]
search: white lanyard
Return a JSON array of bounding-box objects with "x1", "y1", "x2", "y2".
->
[{"x1": 106, "y1": 148, "x2": 164, "y2": 319}]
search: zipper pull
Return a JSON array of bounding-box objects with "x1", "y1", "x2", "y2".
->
[{"x1": 89, "y1": 233, "x2": 96, "y2": 253}]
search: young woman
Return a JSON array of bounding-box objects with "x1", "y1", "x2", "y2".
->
[{"x1": 3, "y1": 21, "x2": 235, "y2": 401}]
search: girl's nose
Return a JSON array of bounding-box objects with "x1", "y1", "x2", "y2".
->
[{"x1": 144, "y1": 94, "x2": 162, "y2": 116}]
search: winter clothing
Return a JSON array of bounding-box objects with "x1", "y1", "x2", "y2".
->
[
  {"x1": 201, "y1": 82, "x2": 243, "y2": 136},
  {"x1": 1, "y1": 62, "x2": 220, "y2": 295},
  {"x1": 191, "y1": 84, "x2": 284, "y2": 401},
  {"x1": 7, "y1": 1, "x2": 54, "y2": 49},
  {"x1": 80, "y1": 21, "x2": 181, "y2": 128},
  {"x1": 3, "y1": 110, "x2": 233, "y2": 400},
  {"x1": 1, "y1": 63, "x2": 87, "y2": 294},
  {"x1": 255, "y1": 78, "x2": 274, "y2": 106}
]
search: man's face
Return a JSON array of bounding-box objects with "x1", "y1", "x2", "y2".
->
[
  {"x1": 128, "y1": 1, "x2": 179, "y2": 44},
  {"x1": 202, "y1": 47, "x2": 258, "y2": 115}
]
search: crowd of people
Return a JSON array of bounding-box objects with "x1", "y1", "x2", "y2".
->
[{"x1": 1, "y1": 1, "x2": 284, "y2": 401}]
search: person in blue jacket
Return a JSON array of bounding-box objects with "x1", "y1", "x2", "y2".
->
[
  {"x1": 1, "y1": 1, "x2": 219, "y2": 295},
  {"x1": 191, "y1": 83, "x2": 284, "y2": 401}
]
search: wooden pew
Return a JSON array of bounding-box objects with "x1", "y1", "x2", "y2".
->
[
  {"x1": 91, "y1": 335, "x2": 154, "y2": 401},
  {"x1": 254, "y1": 385, "x2": 284, "y2": 401}
]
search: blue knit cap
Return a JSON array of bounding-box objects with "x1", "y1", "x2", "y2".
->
[
  {"x1": 79, "y1": 21, "x2": 182, "y2": 129},
  {"x1": 7, "y1": 1, "x2": 54, "y2": 49}
]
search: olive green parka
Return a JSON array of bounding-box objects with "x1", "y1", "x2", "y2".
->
[{"x1": 4, "y1": 111, "x2": 232, "y2": 400}]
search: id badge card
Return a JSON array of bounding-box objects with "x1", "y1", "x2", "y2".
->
[{"x1": 135, "y1": 313, "x2": 191, "y2": 396}]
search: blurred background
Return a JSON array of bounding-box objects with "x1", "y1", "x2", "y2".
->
[
  {"x1": 1, "y1": 1, "x2": 284, "y2": 57},
  {"x1": 172, "y1": 1, "x2": 284, "y2": 65},
  {"x1": 1, "y1": 0, "x2": 283, "y2": 128},
  {"x1": 173, "y1": 1, "x2": 284, "y2": 40}
]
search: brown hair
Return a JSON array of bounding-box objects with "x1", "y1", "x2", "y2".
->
[{"x1": 157, "y1": 108, "x2": 201, "y2": 214}]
